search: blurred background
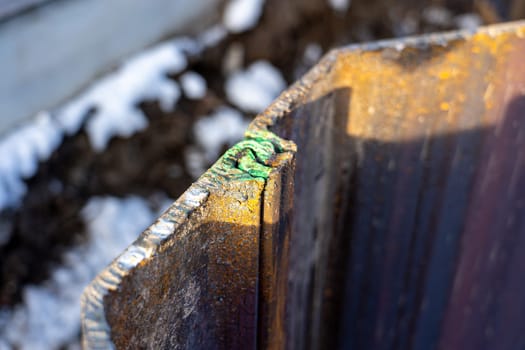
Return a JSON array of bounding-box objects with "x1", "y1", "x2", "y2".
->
[{"x1": 0, "y1": 0, "x2": 523, "y2": 348}]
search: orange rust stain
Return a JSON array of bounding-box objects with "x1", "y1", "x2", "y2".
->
[
  {"x1": 307, "y1": 27, "x2": 525, "y2": 144},
  {"x1": 440, "y1": 102, "x2": 451, "y2": 111},
  {"x1": 438, "y1": 70, "x2": 454, "y2": 80},
  {"x1": 205, "y1": 179, "x2": 264, "y2": 227}
]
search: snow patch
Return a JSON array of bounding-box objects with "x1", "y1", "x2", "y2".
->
[
  {"x1": 58, "y1": 40, "x2": 189, "y2": 139},
  {"x1": 0, "y1": 112, "x2": 62, "y2": 209},
  {"x1": 79, "y1": 40, "x2": 188, "y2": 151},
  {"x1": 0, "y1": 196, "x2": 157, "y2": 350},
  {"x1": 186, "y1": 106, "x2": 249, "y2": 179},
  {"x1": 194, "y1": 107, "x2": 249, "y2": 163},
  {"x1": 180, "y1": 71, "x2": 207, "y2": 99},
  {"x1": 455, "y1": 14, "x2": 482, "y2": 31},
  {"x1": 422, "y1": 6, "x2": 452, "y2": 26},
  {"x1": 225, "y1": 60, "x2": 286, "y2": 113},
  {"x1": 328, "y1": 0, "x2": 350, "y2": 12},
  {"x1": 86, "y1": 108, "x2": 149, "y2": 152},
  {"x1": 223, "y1": 0, "x2": 265, "y2": 33},
  {"x1": 0, "y1": 38, "x2": 197, "y2": 211},
  {"x1": 303, "y1": 43, "x2": 323, "y2": 63},
  {"x1": 398, "y1": 15, "x2": 418, "y2": 36},
  {"x1": 198, "y1": 25, "x2": 228, "y2": 47},
  {"x1": 184, "y1": 146, "x2": 208, "y2": 180}
]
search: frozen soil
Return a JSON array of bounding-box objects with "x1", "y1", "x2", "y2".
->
[{"x1": 0, "y1": 0, "x2": 500, "y2": 316}]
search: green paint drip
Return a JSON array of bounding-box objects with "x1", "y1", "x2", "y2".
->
[
  {"x1": 237, "y1": 149, "x2": 272, "y2": 178},
  {"x1": 214, "y1": 129, "x2": 295, "y2": 180}
]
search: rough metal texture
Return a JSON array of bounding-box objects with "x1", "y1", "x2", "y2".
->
[{"x1": 82, "y1": 21, "x2": 525, "y2": 349}]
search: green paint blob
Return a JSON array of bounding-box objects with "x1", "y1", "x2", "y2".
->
[
  {"x1": 213, "y1": 129, "x2": 294, "y2": 180},
  {"x1": 237, "y1": 149, "x2": 272, "y2": 178}
]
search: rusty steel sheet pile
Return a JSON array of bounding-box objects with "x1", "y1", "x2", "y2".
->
[{"x1": 82, "y1": 21, "x2": 525, "y2": 349}]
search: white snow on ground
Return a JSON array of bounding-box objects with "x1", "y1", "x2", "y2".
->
[
  {"x1": 225, "y1": 60, "x2": 286, "y2": 113},
  {"x1": 184, "y1": 146, "x2": 209, "y2": 180},
  {"x1": 0, "y1": 38, "x2": 197, "y2": 211},
  {"x1": 62, "y1": 39, "x2": 191, "y2": 151},
  {"x1": 0, "y1": 196, "x2": 161, "y2": 350},
  {"x1": 194, "y1": 107, "x2": 250, "y2": 163},
  {"x1": 198, "y1": 25, "x2": 228, "y2": 48},
  {"x1": 185, "y1": 106, "x2": 248, "y2": 179},
  {"x1": 180, "y1": 71, "x2": 208, "y2": 99},
  {"x1": 328, "y1": 0, "x2": 351, "y2": 12},
  {"x1": 0, "y1": 112, "x2": 63, "y2": 210},
  {"x1": 303, "y1": 43, "x2": 323, "y2": 63},
  {"x1": 223, "y1": 0, "x2": 265, "y2": 33},
  {"x1": 455, "y1": 13, "x2": 482, "y2": 31},
  {"x1": 57, "y1": 39, "x2": 192, "y2": 137},
  {"x1": 422, "y1": 6, "x2": 453, "y2": 26}
]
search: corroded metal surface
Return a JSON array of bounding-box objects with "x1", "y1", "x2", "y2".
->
[
  {"x1": 81, "y1": 135, "x2": 296, "y2": 349},
  {"x1": 82, "y1": 21, "x2": 525, "y2": 349}
]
